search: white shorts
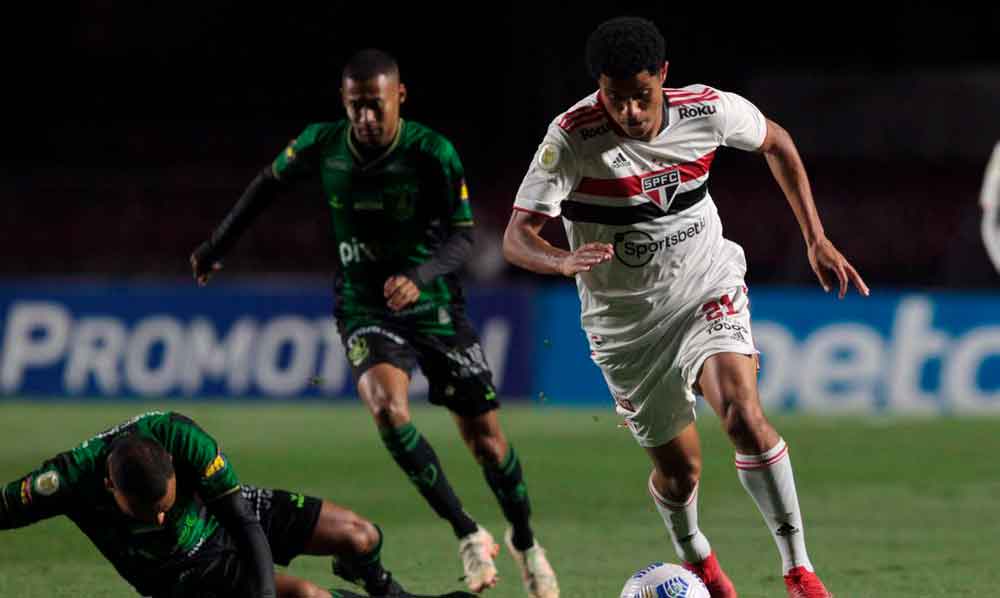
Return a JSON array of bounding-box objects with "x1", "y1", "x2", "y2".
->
[{"x1": 591, "y1": 285, "x2": 757, "y2": 447}]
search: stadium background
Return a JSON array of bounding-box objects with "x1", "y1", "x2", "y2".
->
[{"x1": 2, "y1": 4, "x2": 999, "y2": 597}]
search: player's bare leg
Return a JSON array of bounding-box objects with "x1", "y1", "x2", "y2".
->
[
  {"x1": 455, "y1": 411, "x2": 558, "y2": 598},
  {"x1": 358, "y1": 365, "x2": 485, "y2": 589},
  {"x1": 698, "y1": 352, "x2": 830, "y2": 598},
  {"x1": 276, "y1": 573, "x2": 333, "y2": 598},
  {"x1": 646, "y1": 425, "x2": 736, "y2": 597}
]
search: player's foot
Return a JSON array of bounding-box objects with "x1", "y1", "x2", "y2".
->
[
  {"x1": 458, "y1": 525, "x2": 500, "y2": 592},
  {"x1": 683, "y1": 552, "x2": 737, "y2": 598},
  {"x1": 783, "y1": 566, "x2": 831, "y2": 598},
  {"x1": 504, "y1": 528, "x2": 559, "y2": 598},
  {"x1": 331, "y1": 559, "x2": 405, "y2": 597}
]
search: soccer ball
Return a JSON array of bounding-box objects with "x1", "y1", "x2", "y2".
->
[{"x1": 620, "y1": 562, "x2": 710, "y2": 598}]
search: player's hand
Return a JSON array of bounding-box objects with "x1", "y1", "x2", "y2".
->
[
  {"x1": 190, "y1": 242, "x2": 223, "y2": 287},
  {"x1": 558, "y1": 242, "x2": 614, "y2": 277},
  {"x1": 384, "y1": 275, "x2": 420, "y2": 311},
  {"x1": 808, "y1": 236, "x2": 869, "y2": 299}
]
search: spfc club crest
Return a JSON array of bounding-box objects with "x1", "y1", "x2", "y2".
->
[{"x1": 641, "y1": 169, "x2": 681, "y2": 211}]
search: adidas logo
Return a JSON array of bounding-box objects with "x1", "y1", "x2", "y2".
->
[
  {"x1": 775, "y1": 523, "x2": 800, "y2": 537},
  {"x1": 610, "y1": 152, "x2": 630, "y2": 169}
]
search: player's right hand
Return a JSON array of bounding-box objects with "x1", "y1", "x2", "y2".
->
[
  {"x1": 558, "y1": 242, "x2": 613, "y2": 277},
  {"x1": 190, "y1": 242, "x2": 223, "y2": 286}
]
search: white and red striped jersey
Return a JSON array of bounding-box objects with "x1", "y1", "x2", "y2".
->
[{"x1": 514, "y1": 84, "x2": 768, "y2": 350}]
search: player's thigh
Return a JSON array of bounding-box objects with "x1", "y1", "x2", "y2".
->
[
  {"x1": 339, "y1": 323, "x2": 418, "y2": 408},
  {"x1": 679, "y1": 285, "x2": 759, "y2": 407},
  {"x1": 695, "y1": 351, "x2": 760, "y2": 417},
  {"x1": 412, "y1": 314, "x2": 499, "y2": 418}
]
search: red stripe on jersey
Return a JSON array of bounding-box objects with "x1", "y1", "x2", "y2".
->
[
  {"x1": 564, "y1": 112, "x2": 606, "y2": 132},
  {"x1": 665, "y1": 87, "x2": 715, "y2": 99},
  {"x1": 670, "y1": 94, "x2": 720, "y2": 107},
  {"x1": 559, "y1": 105, "x2": 602, "y2": 130},
  {"x1": 512, "y1": 206, "x2": 554, "y2": 218},
  {"x1": 574, "y1": 150, "x2": 717, "y2": 197}
]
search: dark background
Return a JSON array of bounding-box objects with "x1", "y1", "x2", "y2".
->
[{"x1": 5, "y1": 3, "x2": 1000, "y2": 287}]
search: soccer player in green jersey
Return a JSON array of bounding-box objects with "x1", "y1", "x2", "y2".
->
[
  {"x1": 0, "y1": 411, "x2": 473, "y2": 598},
  {"x1": 190, "y1": 49, "x2": 558, "y2": 598}
]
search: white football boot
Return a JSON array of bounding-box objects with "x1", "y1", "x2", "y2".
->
[
  {"x1": 504, "y1": 528, "x2": 559, "y2": 598},
  {"x1": 458, "y1": 526, "x2": 500, "y2": 592}
]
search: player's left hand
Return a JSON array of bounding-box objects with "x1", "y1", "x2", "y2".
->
[
  {"x1": 384, "y1": 275, "x2": 421, "y2": 311},
  {"x1": 808, "y1": 236, "x2": 870, "y2": 299}
]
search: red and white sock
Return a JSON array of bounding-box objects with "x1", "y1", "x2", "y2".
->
[
  {"x1": 648, "y1": 475, "x2": 712, "y2": 564},
  {"x1": 736, "y1": 438, "x2": 814, "y2": 574}
]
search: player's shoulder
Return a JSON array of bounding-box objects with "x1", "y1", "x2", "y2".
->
[
  {"x1": 553, "y1": 91, "x2": 606, "y2": 137},
  {"x1": 296, "y1": 121, "x2": 348, "y2": 144},
  {"x1": 401, "y1": 120, "x2": 461, "y2": 161},
  {"x1": 664, "y1": 83, "x2": 724, "y2": 104}
]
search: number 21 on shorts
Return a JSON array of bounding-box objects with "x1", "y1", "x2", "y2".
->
[{"x1": 701, "y1": 293, "x2": 739, "y2": 321}]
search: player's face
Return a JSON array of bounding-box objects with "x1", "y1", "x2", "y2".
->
[
  {"x1": 598, "y1": 65, "x2": 667, "y2": 141},
  {"x1": 107, "y1": 474, "x2": 177, "y2": 526},
  {"x1": 342, "y1": 73, "x2": 407, "y2": 148}
]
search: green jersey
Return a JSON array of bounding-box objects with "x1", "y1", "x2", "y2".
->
[
  {"x1": 271, "y1": 119, "x2": 475, "y2": 335},
  {"x1": 0, "y1": 411, "x2": 239, "y2": 594}
]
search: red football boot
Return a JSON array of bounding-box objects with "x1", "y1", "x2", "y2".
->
[
  {"x1": 682, "y1": 552, "x2": 737, "y2": 597},
  {"x1": 783, "y1": 566, "x2": 832, "y2": 598}
]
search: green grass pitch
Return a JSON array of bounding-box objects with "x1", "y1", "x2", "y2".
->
[{"x1": 1, "y1": 402, "x2": 998, "y2": 597}]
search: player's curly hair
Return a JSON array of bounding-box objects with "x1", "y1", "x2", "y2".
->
[
  {"x1": 109, "y1": 434, "x2": 174, "y2": 503},
  {"x1": 585, "y1": 17, "x2": 665, "y2": 80},
  {"x1": 343, "y1": 48, "x2": 400, "y2": 81}
]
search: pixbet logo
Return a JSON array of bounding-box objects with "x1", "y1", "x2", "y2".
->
[{"x1": 338, "y1": 237, "x2": 375, "y2": 265}]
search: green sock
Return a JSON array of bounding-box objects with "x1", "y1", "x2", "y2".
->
[
  {"x1": 380, "y1": 423, "x2": 478, "y2": 538},
  {"x1": 484, "y1": 446, "x2": 534, "y2": 550}
]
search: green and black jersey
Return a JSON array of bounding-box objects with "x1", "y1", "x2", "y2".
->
[
  {"x1": 0, "y1": 411, "x2": 239, "y2": 595},
  {"x1": 272, "y1": 119, "x2": 475, "y2": 335}
]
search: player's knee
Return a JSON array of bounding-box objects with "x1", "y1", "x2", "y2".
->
[
  {"x1": 471, "y1": 434, "x2": 505, "y2": 466},
  {"x1": 721, "y1": 398, "x2": 768, "y2": 445},
  {"x1": 367, "y1": 392, "x2": 410, "y2": 427},
  {"x1": 343, "y1": 516, "x2": 380, "y2": 556}
]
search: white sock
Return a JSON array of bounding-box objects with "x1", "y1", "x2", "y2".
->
[
  {"x1": 736, "y1": 438, "x2": 814, "y2": 574},
  {"x1": 648, "y1": 475, "x2": 712, "y2": 564}
]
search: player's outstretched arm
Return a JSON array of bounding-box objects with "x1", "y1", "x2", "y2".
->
[
  {"x1": 759, "y1": 118, "x2": 870, "y2": 299},
  {"x1": 503, "y1": 209, "x2": 612, "y2": 277},
  {"x1": 191, "y1": 167, "x2": 286, "y2": 286}
]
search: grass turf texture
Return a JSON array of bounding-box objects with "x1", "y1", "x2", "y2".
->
[{"x1": 0, "y1": 402, "x2": 997, "y2": 597}]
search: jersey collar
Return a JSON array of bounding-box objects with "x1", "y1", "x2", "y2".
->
[{"x1": 347, "y1": 119, "x2": 405, "y2": 170}]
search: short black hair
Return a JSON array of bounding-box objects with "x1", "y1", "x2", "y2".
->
[
  {"x1": 343, "y1": 48, "x2": 399, "y2": 82},
  {"x1": 585, "y1": 17, "x2": 665, "y2": 80},
  {"x1": 108, "y1": 434, "x2": 174, "y2": 504}
]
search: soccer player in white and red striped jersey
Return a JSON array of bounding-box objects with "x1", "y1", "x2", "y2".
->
[{"x1": 503, "y1": 17, "x2": 869, "y2": 598}]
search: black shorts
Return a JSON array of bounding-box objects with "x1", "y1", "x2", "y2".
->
[
  {"x1": 157, "y1": 486, "x2": 322, "y2": 598},
  {"x1": 338, "y1": 313, "x2": 499, "y2": 417}
]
